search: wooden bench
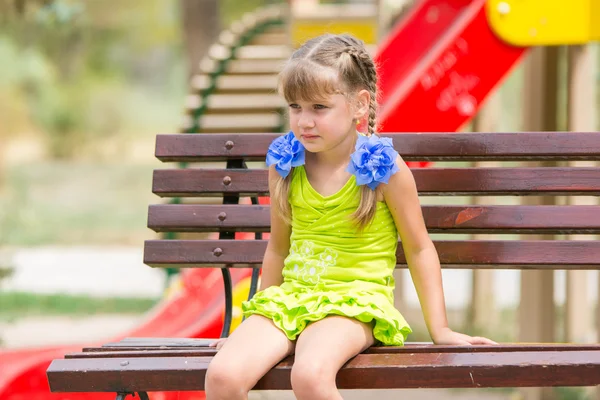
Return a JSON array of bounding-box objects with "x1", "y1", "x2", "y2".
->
[{"x1": 46, "y1": 132, "x2": 600, "y2": 399}]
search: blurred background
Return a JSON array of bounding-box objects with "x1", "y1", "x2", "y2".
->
[
  {"x1": 0, "y1": 0, "x2": 278, "y2": 327},
  {"x1": 0, "y1": 1, "x2": 599, "y2": 399}
]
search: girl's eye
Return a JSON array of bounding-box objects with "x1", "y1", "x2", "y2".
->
[
  {"x1": 289, "y1": 104, "x2": 300, "y2": 109},
  {"x1": 314, "y1": 104, "x2": 328, "y2": 110}
]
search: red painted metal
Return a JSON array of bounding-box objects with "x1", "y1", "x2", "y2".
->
[{"x1": 377, "y1": 0, "x2": 527, "y2": 133}]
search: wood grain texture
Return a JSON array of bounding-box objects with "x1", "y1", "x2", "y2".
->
[
  {"x1": 143, "y1": 239, "x2": 600, "y2": 269},
  {"x1": 148, "y1": 204, "x2": 600, "y2": 234},
  {"x1": 47, "y1": 350, "x2": 600, "y2": 391},
  {"x1": 154, "y1": 132, "x2": 600, "y2": 162},
  {"x1": 152, "y1": 168, "x2": 600, "y2": 197},
  {"x1": 66, "y1": 343, "x2": 600, "y2": 359}
]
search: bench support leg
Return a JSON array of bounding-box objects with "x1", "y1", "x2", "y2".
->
[
  {"x1": 245, "y1": 163, "x2": 262, "y2": 317},
  {"x1": 219, "y1": 158, "x2": 244, "y2": 338},
  {"x1": 115, "y1": 392, "x2": 149, "y2": 400}
]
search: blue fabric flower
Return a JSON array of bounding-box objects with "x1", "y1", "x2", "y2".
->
[
  {"x1": 347, "y1": 134, "x2": 399, "y2": 190},
  {"x1": 266, "y1": 131, "x2": 305, "y2": 178}
]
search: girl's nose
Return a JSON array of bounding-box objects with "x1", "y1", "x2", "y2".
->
[{"x1": 297, "y1": 113, "x2": 315, "y2": 129}]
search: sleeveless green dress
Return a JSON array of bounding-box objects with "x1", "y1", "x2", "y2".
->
[{"x1": 242, "y1": 165, "x2": 412, "y2": 346}]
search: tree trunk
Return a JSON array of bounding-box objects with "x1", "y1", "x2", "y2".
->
[{"x1": 180, "y1": 0, "x2": 220, "y2": 79}]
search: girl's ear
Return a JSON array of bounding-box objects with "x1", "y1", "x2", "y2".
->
[{"x1": 353, "y1": 89, "x2": 370, "y2": 121}]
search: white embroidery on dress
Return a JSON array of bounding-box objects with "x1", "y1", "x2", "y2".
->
[
  {"x1": 319, "y1": 248, "x2": 338, "y2": 266},
  {"x1": 299, "y1": 241, "x2": 315, "y2": 257},
  {"x1": 288, "y1": 241, "x2": 339, "y2": 284},
  {"x1": 290, "y1": 241, "x2": 299, "y2": 255},
  {"x1": 302, "y1": 259, "x2": 327, "y2": 284},
  {"x1": 287, "y1": 241, "x2": 306, "y2": 278}
]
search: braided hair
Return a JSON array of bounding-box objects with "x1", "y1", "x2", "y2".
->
[
  {"x1": 337, "y1": 36, "x2": 379, "y2": 135},
  {"x1": 275, "y1": 34, "x2": 381, "y2": 228},
  {"x1": 279, "y1": 34, "x2": 379, "y2": 135}
]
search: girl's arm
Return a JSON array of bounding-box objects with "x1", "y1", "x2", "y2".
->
[
  {"x1": 259, "y1": 166, "x2": 292, "y2": 290},
  {"x1": 383, "y1": 156, "x2": 496, "y2": 345}
]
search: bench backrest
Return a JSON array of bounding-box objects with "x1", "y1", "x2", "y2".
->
[{"x1": 144, "y1": 132, "x2": 600, "y2": 271}]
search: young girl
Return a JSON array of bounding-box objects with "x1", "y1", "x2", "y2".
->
[{"x1": 205, "y1": 33, "x2": 496, "y2": 400}]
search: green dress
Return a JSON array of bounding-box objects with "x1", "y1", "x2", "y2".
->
[{"x1": 242, "y1": 165, "x2": 412, "y2": 346}]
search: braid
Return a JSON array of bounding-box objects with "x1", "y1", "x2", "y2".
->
[
  {"x1": 366, "y1": 67, "x2": 378, "y2": 136},
  {"x1": 337, "y1": 38, "x2": 380, "y2": 228},
  {"x1": 340, "y1": 42, "x2": 378, "y2": 135},
  {"x1": 281, "y1": 33, "x2": 381, "y2": 229}
]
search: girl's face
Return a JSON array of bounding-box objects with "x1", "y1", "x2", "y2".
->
[{"x1": 288, "y1": 92, "x2": 356, "y2": 154}]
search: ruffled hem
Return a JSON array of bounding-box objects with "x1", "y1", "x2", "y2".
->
[{"x1": 241, "y1": 285, "x2": 412, "y2": 346}]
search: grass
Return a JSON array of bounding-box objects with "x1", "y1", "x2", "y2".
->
[
  {"x1": 0, "y1": 161, "x2": 159, "y2": 246},
  {"x1": 0, "y1": 291, "x2": 158, "y2": 322},
  {"x1": 446, "y1": 387, "x2": 594, "y2": 400}
]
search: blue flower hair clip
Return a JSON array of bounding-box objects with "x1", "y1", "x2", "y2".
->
[
  {"x1": 266, "y1": 131, "x2": 305, "y2": 178},
  {"x1": 347, "y1": 134, "x2": 399, "y2": 190}
]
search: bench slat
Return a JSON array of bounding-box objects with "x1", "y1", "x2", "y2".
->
[
  {"x1": 100, "y1": 338, "x2": 600, "y2": 352},
  {"x1": 46, "y1": 351, "x2": 600, "y2": 391},
  {"x1": 114, "y1": 337, "x2": 214, "y2": 347},
  {"x1": 148, "y1": 204, "x2": 600, "y2": 234},
  {"x1": 143, "y1": 239, "x2": 600, "y2": 269},
  {"x1": 67, "y1": 343, "x2": 600, "y2": 358},
  {"x1": 152, "y1": 168, "x2": 600, "y2": 197},
  {"x1": 155, "y1": 132, "x2": 600, "y2": 162}
]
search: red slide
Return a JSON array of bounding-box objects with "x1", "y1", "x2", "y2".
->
[
  {"x1": 0, "y1": 265, "x2": 253, "y2": 400},
  {"x1": 0, "y1": 1, "x2": 528, "y2": 399},
  {"x1": 376, "y1": 0, "x2": 526, "y2": 134}
]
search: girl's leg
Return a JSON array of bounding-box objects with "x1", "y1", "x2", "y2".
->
[
  {"x1": 290, "y1": 316, "x2": 375, "y2": 400},
  {"x1": 205, "y1": 314, "x2": 295, "y2": 400}
]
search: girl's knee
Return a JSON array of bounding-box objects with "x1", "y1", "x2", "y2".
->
[
  {"x1": 290, "y1": 358, "x2": 337, "y2": 399},
  {"x1": 205, "y1": 359, "x2": 247, "y2": 400}
]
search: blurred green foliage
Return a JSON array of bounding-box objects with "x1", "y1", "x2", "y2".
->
[
  {"x1": 0, "y1": 0, "x2": 283, "y2": 159},
  {"x1": 222, "y1": 0, "x2": 276, "y2": 25},
  {"x1": 0, "y1": 0, "x2": 283, "y2": 246},
  {"x1": 0, "y1": 291, "x2": 157, "y2": 320},
  {"x1": 0, "y1": 0, "x2": 188, "y2": 158}
]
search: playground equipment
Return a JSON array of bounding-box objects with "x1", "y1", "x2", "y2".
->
[
  {"x1": 182, "y1": 6, "x2": 287, "y2": 134},
  {"x1": 486, "y1": 0, "x2": 600, "y2": 46},
  {"x1": 2, "y1": 0, "x2": 599, "y2": 399}
]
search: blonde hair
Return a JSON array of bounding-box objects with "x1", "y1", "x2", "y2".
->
[{"x1": 273, "y1": 33, "x2": 379, "y2": 230}]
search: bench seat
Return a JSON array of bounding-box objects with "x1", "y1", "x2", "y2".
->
[{"x1": 47, "y1": 339, "x2": 600, "y2": 392}]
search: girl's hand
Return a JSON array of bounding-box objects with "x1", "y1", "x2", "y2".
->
[
  {"x1": 432, "y1": 327, "x2": 498, "y2": 346},
  {"x1": 209, "y1": 338, "x2": 227, "y2": 350}
]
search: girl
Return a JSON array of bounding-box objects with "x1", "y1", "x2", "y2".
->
[{"x1": 205, "y1": 33, "x2": 496, "y2": 400}]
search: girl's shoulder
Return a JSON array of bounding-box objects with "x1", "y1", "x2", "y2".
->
[{"x1": 347, "y1": 134, "x2": 400, "y2": 190}]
